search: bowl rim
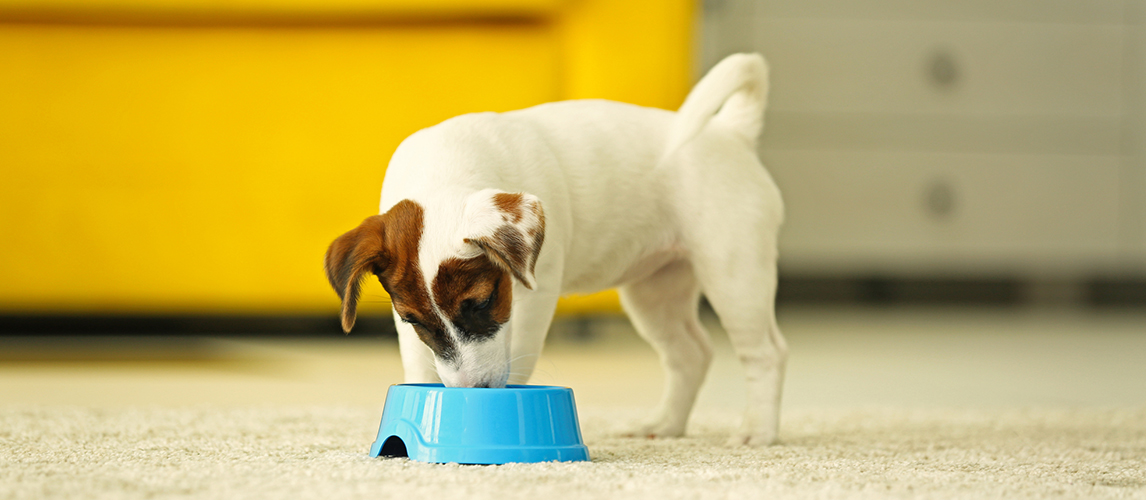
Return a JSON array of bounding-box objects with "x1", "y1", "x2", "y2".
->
[{"x1": 392, "y1": 383, "x2": 570, "y2": 391}]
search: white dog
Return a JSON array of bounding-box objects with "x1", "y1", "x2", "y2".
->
[{"x1": 325, "y1": 53, "x2": 787, "y2": 446}]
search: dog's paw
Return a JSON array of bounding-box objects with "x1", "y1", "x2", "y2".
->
[
  {"x1": 725, "y1": 430, "x2": 778, "y2": 447},
  {"x1": 728, "y1": 408, "x2": 780, "y2": 447},
  {"x1": 621, "y1": 419, "x2": 686, "y2": 439}
]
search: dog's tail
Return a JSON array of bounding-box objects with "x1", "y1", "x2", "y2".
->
[{"x1": 662, "y1": 53, "x2": 769, "y2": 161}]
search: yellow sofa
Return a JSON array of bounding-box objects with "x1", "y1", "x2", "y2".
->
[{"x1": 0, "y1": 0, "x2": 695, "y2": 317}]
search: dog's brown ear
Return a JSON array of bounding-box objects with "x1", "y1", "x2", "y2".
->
[
  {"x1": 464, "y1": 191, "x2": 545, "y2": 290},
  {"x1": 324, "y1": 215, "x2": 390, "y2": 333}
]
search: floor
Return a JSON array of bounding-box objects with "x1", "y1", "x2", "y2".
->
[{"x1": 3, "y1": 306, "x2": 1144, "y2": 500}]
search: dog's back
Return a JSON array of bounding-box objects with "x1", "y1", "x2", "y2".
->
[
  {"x1": 380, "y1": 54, "x2": 774, "y2": 294},
  {"x1": 506, "y1": 54, "x2": 775, "y2": 293}
]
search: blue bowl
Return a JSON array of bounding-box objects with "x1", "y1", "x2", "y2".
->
[{"x1": 369, "y1": 383, "x2": 590, "y2": 464}]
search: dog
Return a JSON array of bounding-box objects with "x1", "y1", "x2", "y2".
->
[{"x1": 324, "y1": 53, "x2": 787, "y2": 446}]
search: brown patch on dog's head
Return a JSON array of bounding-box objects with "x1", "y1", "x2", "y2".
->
[
  {"x1": 492, "y1": 192, "x2": 524, "y2": 224},
  {"x1": 431, "y1": 255, "x2": 512, "y2": 342},
  {"x1": 323, "y1": 200, "x2": 455, "y2": 361}
]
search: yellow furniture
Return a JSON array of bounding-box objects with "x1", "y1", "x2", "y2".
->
[{"x1": 0, "y1": 0, "x2": 694, "y2": 316}]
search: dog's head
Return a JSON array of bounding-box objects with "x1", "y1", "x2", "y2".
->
[{"x1": 324, "y1": 189, "x2": 545, "y2": 388}]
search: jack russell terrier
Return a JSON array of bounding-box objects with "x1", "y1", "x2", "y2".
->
[{"x1": 324, "y1": 53, "x2": 787, "y2": 446}]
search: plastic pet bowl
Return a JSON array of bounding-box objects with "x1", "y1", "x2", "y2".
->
[{"x1": 369, "y1": 383, "x2": 590, "y2": 464}]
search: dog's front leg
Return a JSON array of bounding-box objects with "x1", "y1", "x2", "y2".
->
[
  {"x1": 394, "y1": 309, "x2": 440, "y2": 383},
  {"x1": 506, "y1": 288, "x2": 561, "y2": 384}
]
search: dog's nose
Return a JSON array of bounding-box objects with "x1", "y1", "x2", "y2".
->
[
  {"x1": 448, "y1": 369, "x2": 508, "y2": 388},
  {"x1": 450, "y1": 373, "x2": 491, "y2": 388}
]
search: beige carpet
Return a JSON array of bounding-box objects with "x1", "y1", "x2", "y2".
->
[
  {"x1": 2, "y1": 405, "x2": 1144, "y2": 499},
  {"x1": 3, "y1": 307, "x2": 1146, "y2": 499}
]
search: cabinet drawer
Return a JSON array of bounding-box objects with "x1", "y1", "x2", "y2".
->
[
  {"x1": 756, "y1": 0, "x2": 1125, "y2": 25},
  {"x1": 764, "y1": 151, "x2": 1122, "y2": 275},
  {"x1": 756, "y1": 18, "x2": 1124, "y2": 117}
]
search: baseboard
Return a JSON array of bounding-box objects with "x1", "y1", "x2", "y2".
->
[
  {"x1": 2, "y1": 276, "x2": 1143, "y2": 336},
  {"x1": 0, "y1": 314, "x2": 397, "y2": 337}
]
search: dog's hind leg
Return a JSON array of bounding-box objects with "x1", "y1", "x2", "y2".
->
[
  {"x1": 692, "y1": 233, "x2": 787, "y2": 447},
  {"x1": 619, "y1": 259, "x2": 713, "y2": 438}
]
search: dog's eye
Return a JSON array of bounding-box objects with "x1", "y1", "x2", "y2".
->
[
  {"x1": 462, "y1": 293, "x2": 494, "y2": 312},
  {"x1": 475, "y1": 294, "x2": 493, "y2": 311},
  {"x1": 400, "y1": 316, "x2": 421, "y2": 327}
]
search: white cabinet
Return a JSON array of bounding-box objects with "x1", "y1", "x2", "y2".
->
[
  {"x1": 766, "y1": 151, "x2": 1121, "y2": 275},
  {"x1": 703, "y1": 0, "x2": 1146, "y2": 278},
  {"x1": 759, "y1": 19, "x2": 1124, "y2": 118}
]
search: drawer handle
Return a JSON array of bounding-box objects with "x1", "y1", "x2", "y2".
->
[
  {"x1": 924, "y1": 179, "x2": 956, "y2": 220},
  {"x1": 703, "y1": 0, "x2": 727, "y2": 12},
  {"x1": 926, "y1": 48, "x2": 960, "y2": 89}
]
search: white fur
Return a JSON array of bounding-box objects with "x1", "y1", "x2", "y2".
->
[{"x1": 379, "y1": 53, "x2": 787, "y2": 446}]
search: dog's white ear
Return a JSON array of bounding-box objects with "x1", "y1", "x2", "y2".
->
[{"x1": 463, "y1": 190, "x2": 546, "y2": 290}]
